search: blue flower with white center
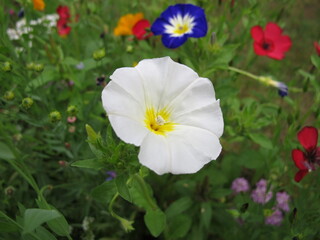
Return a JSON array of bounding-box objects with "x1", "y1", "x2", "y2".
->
[{"x1": 151, "y1": 4, "x2": 208, "y2": 48}]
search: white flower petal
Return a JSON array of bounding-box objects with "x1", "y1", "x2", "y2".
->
[
  {"x1": 167, "y1": 125, "x2": 222, "y2": 174},
  {"x1": 138, "y1": 133, "x2": 171, "y2": 175},
  {"x1": 102, "y1": 81, "x2": 148, "y2": 146},
  {"x1": 110, "y1": 67, "x2": 145, "y2": 104},
  {"x1": 135, "y1": 57, "x2": 199, "y2": 109},
  {"x1": 174, "y1": 100, "x2": 224, "y2": 138},
  {"x1": 108, "y1": 115, "x2": 149, "y2": 146},
  {"x1": 169, "y1": 77, "x2": 216, "y2": 114},
  {"x1": 138, "y1": 125, "x2": 222, "y2": 175}
]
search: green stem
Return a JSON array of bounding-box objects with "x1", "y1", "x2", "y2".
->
[
  {"x1": 228, "y1": 66, "x2": 260, "y2": 80},
  {"x1": 133, "y1": 173, "x2": 158, "y2": 211}
]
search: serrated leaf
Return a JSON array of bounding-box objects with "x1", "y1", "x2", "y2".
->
[
  {"x1": 144, "y1": 209, "x2": 166, "y2": 237},
  {"x1": 71, "y1": 159, "x2": 104, "y2": 170},
  {"x1": 23, "y1": 209, "x2": 61, "y2": 234}
]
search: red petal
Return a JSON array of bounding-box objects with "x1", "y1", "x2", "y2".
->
[
  {"x1": 264, "y1": 22, "x2": 282, "y2": 40},
  {"x1": 266, "y1": 48, "x2": 285, "y2": 60},
  {"x1": 251, "y1": 26, "x2": 264, "y2": 42},
  {"x1": 276, "y1": 35, "x2": 292, "y2": 52},
  {"x1": 298, "y1": 126, "x2": 318, "y2": 151},
  {"x1": 294, "y1": 170, "x2": 308, "y2": 182},
  {"x1": 314, "y1": 42, "x2": 320, "y2": 56},
  {"x1": 292, "y1": 149, "x2": 307, "y2": 170},
  {"x1": 253, "y1": 42, "x2": 268, "y2": 56},
  {"x1": 132, "y1": 19, "x2": 152, "y2": 40}
]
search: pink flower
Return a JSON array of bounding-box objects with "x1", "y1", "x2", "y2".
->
[
  {"x1": 265, "y1": 209, "x2": 283, "y2": 226},
  {"x1": 251, "y1": 22, "x2": 292, "y2": 60},
  {"x1": 231, "y1": 177, "x2": 250, "y2": 193},
  {"x1": 251, "y1": 179, "x2": 273, "y2": 204},
  {"x1": 314, "y1": 42, "x2": 320, "y2": 56},
  {"x1": 67, "y1": 116, "x2": 77, "y2": 123},
  {"x1": 276, "y1": 192, "x2": 290, "y2": 212}
]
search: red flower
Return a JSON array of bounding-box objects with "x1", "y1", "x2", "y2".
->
[
  {"x1": 292, "y1": 126, "x2": 320, "y2": 182},
  {"x1": 56, "y1": 5, "x2": 72, "y2": 37},
  {"x1": 314, "y1": 42, "x2": 320, "y2": 56},
  {"x1": 57, "y1": 5, "x2": 70, "y2": 20},
  {"x1": 251, "y1": 22, "x2": 292, "y2": 60},
  {"x1": 132, "y1": 19, "x2": 153, "y2": 40},
  {"x1": 57, "y1": 18, "x2": 71, "y2": 37}
]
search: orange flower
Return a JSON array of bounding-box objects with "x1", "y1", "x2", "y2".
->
[
  {"x1": 114, "y1": 13, "x2": 144, "y2": 36},
  {"x1": 33, "y1": 0, "x2": 45, "y2": 11}
]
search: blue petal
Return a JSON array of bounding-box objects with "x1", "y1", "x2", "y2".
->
[
  {"x1": 162, "y1": 34, "x2": 188, "y2": 49},
  {"x1": 151, "y1": 18, "x2": 167, "y2": 35},
  {"x1": 188, "y1": 16, "x2": 208, "y2": 38}
]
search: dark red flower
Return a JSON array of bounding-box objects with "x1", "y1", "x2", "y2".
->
[
  {"x1": 57, "y1": 18, "x2": 71, "y2": 37},
  {"x1": 292, "y1": 126, "x2": 320, "y2": 182},
  {"x1": 132, "y1": 19, "x2": 153, "y2": 40},
  {"x1": 314, "y1": 42, "x2": 320, "y2": 56},
  {"x1": 57, "y1": 5, "x2": 70, "y2": 20},
  {"x1": 251, "y1": 22, "x2": 292, "y2": 60}
]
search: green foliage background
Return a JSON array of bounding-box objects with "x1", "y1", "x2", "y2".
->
[{"x1": 0, "y1": 0, "x2": 320, "y2": 239}]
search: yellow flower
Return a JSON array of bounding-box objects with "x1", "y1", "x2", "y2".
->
[
  {"x1": 33, "y1": 0, "x2": 45, "y2": 11},
  {"x1": 114, "y1": 13, "x2": 144, "y2": 36}
]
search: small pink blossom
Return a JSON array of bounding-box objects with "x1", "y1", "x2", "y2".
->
[
  {"x1": 67, "y1": 116, "x2": 77, "y2": 123},
  {"x1": 231, "y1": 177, "x2": 250, "y2": 193}
]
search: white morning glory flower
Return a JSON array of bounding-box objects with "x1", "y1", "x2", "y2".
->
[{"x1": 101, "y1": 57, "x2": 223, "y2": 175}]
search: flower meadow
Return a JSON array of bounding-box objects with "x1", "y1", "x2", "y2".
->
[{"x1": 1, "y1": 0, "x2": 320, "y2": 239}]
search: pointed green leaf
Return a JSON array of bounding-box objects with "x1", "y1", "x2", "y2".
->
[
  {"x1": 144, "y1": 209, "x2": 166, "y2": 237},
  {"x1": 23, "y1": 209, "x2": 61, "y2": 234}
]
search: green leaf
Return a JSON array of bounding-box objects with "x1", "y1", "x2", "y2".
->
[
  {"x1": 311, "y1": 55, "x2": 320, "y2": 69},
  {"x1": 85, "y1": 124, "x2": 100, "y2": 143},
  {"x1": 249, "y1": 133, "x2": 273, "y2": 149},
  {"x1": 165, "y1": 197, "x2": 193, "y2": 219},
  {"x1": 25, "y1": 68, "x2": 58, "y2": 91},
  {"x1": 144, "y1": 209, "x2": 166, "y2": 237},
  {"x1": 128, "y1": 174, "x2": 158, "y2": 212},
  {"x1": 35, "y1": 226, "x2": 57, "y2": 240},
  {"x1": 71, "y1": 159, "x2": 104, "y2": 170},
  {"x1": 35, "y1": 201, "x2": 71, "y2": 237},
  {"x1": 168, "y1": 214, "x2": 192, "y2": 239},
  {"x1": 211, "y1": 188, "x2": 232, "y2": 198},
  {"x1": 0, "y1": 142, "x2": 15, "y2": 160},
  {"x1": 200, "y1": 202, "x2": 212, "y2": 230},
  {"x1": 91, "y1": 181, "x2": 117, "y2": 203},
  {"x1": 23, "y1": 209, "x2": 61, "y2": 234},
  {"x1": 115, "y1": 174, "x2": 132, "y2": 202},
  {"x1": 0, "y1": 217, "x2": 20, "y2": 232}
]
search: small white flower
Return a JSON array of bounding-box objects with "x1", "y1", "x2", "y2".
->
[{"x1": 102, "y1": 57, "x2": 223, "y2": 175}]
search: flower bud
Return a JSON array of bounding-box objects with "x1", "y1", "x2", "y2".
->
[
  {"x1": 21, "y1": 97, "x2": 34, "y2": 110},
  {"x1": 2, "y1": 61, "x2": 12, "y2": 72},
  {"x1": 26, "y1": 62, "x2": 36, "y2": 70},
  {"x1": 67, "y1": 105, "x2": 78, "y2": 116},
  {"x1": 92, "y1": 48, "x2": 106, "y2": 61},
  {"x1": 3, "y1": 91, "x2": 15, "y2": 101},
  {"x1": 34, "y1": 63, "x2": 44, "y2": 72},
  {"x1": 126, "y1": 45, "x2": 133, "y2": 53},
  {"x1": 49, "y1": 111, "x2": 62, "y2": 123},
  {"x1": 5, "y1": 186, "x2": 15, "y2": 196}
]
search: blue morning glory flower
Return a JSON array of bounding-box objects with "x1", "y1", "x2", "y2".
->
[
  {"x1": 277, "y1": 82, "x2": 288, "y2": 97},
  {"x1": 151, "y1": 4, "x2": 208, "y2": 48}
]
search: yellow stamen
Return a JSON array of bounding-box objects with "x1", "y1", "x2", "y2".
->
[
  {"x1": 144, "y1": 107, "x2": 175, "y2": 135},
  {"x1": 173, "y1": 24, "x2": 189, "y2": 35}
]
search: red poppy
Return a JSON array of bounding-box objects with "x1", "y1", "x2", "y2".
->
[
  {"x1": 314, "y1": 42, "x2": 320, "y2": 56},
  {"x1": 57, "y1": 18, "x2": 71, "y2": 36},
  {"x1": 57, "y1": 5, "x2": 70, "y2": 20},
  {"x1": 250, "y1": 22, "x2": 292, "y2": 60},
  {"x1": 292, "y1": 126, "x2": 320, "y2": 182},
  {"x1": 132, "y1": 19, "x2": 153, "y2": 40}
]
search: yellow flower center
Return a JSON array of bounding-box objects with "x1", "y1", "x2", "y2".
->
[
  {"x1": 173, "y1": 24, "x2": 190, "y2": 35},
  {"x1": 144, "y1": 107, "x2": 175, "y2": 135}
]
